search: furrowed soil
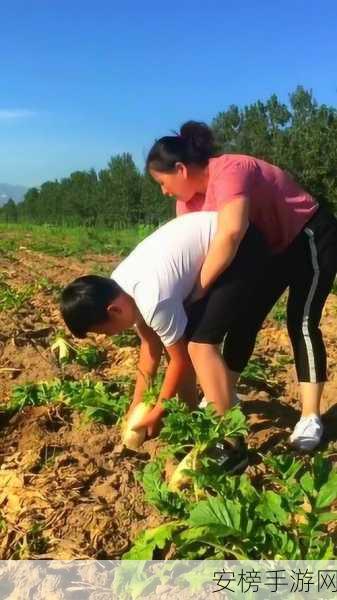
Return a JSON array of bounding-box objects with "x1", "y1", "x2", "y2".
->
[{"x1": 1, "y1": 245, "x2": 337, "y2": 559}]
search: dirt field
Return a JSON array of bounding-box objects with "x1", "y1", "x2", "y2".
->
[{"x1": 1, "y1": 246, "x2": 337, "y2": 559}]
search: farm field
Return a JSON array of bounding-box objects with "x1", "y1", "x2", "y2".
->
[{"x1": 1, "y1": 224, "x2": 337, "y2": 561}]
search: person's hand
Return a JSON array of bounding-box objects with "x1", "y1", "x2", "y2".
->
[
  {"x1": 132, "y1": 405, "x2": 163, "y2": 438},
  {"x1": 184, "y1": 283, "x2": 207, "y2": 307}
]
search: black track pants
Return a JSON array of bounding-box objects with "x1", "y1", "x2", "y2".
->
[{"x1": 223, "y1": 207, "x2": 337, "y2": 382}]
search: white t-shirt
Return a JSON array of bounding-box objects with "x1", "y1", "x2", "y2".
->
[{"x1": 111, "y1": 212, "x2": 218, "y2": 346}]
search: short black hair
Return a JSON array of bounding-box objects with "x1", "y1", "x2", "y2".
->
[{"x1": 60, "y1": 275, "x2": 122, "y2": 338}]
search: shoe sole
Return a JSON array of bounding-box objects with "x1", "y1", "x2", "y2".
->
[{"x1": 288, "y1": 437, "x2": 322, "y2": 452}]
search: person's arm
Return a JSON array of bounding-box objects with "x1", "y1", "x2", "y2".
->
[
  {"x1": 127, "y1": 319, "x2": 163, "y2": 414},
  {"x1": 132, "y1": 338, "x2": 196, "y2": 435},
  {"x1": 188, "y1": 195, "x2": 249, "y2": 302}
]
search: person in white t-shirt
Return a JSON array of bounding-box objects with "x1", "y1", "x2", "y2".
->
[{"x1": 60, "y1": 212, "x2": 269, "y2": 445}]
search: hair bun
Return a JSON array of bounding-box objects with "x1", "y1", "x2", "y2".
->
[
  {"x1": 146, "y1": 120, "x2": 215, "y2": 172},
  {"x1": 179, "y1": 121, "x2": 214, "y2": 158}
]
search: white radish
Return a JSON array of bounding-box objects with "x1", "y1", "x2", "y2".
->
[
  {"x1": 168, "y1": 449, "x2": 196, "y2": 492},
  {"x1": 122, "y1": 402, "x2": 152, "y2": 450}
]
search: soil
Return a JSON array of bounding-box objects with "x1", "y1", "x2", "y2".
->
[{"x1": 1, "y1": 246, "x2": 337, "y2": 560}]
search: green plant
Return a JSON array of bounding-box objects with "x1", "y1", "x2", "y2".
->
[
  {"x1": 331, "y1": 278, "x2": 337, "y2": 295},
  {"x1": 270, "y1": 296, "x2": 287, "y2": 324},
  {"x1": 0, "y1": 280, "x2": 35, "y2": 311},
  {"x1": 36, "y1": 276, "x2": 63, "y2": 298},
  {"x1": 136, "y1": 459, "x2": 189, "y2": 517},
  {"x1": 51, "y1": 335, "x2": 105, "y2": 369},
  {"x1": 75, "y1": 345, "x2": 106, "y2": 369},
  {"x1": 155, "y1": 399, "x2": 247, "y2": 495},
  {"x1": 113, "y1": 329, "x2": 140, "y2": 348},
  {"x1": 240, "y1": 357, "x2": 273, "y2": 385},
  {"x1": 125, "y1": 397, "x2": 337, "y2": 561},
  {"x1": 5, "y1": 379, "x2": 130, "y2": 424},
  {"x1": 160, "y1": 398, "x2": 247, "y2": 451},
  {"x1": 126, "y1": 452, "x2": 337, "y2": 560}
]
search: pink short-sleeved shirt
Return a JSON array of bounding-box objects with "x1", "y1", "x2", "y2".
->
[{"x1": 176, "y1": 154, "x2": 318, "y2": 253}]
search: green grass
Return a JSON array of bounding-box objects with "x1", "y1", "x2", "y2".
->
[
  {"x1": 270, "y1": 295, "x2": 287, "y2": 324},
  {"x1": 4, "y1": 379, "x2": 131, "y2": 424},
  {"x1": 0, "y1": 223, "x2": 155, "y2": 257},
  {"x1": 240, "y1": 357, "x2": 270, "y2": 385},
  {"x1": 0, "y1": 278, "x2": 35, "y2": 311}
]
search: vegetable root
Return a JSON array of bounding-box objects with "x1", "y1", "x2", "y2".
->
[
  {"x1": 168, "y1": 449, "x2": 196, "y2": 492},
  {"x1": 122, "y1": 402, "x2": 152, "y2": 450}
]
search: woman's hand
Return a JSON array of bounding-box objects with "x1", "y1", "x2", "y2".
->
[{"x1": 184, "y1": 281, "x2": 207, "y2": 306}]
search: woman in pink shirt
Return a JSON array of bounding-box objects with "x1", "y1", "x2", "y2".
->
[{"x1": 146, "y1": 121, "x2": 337, "y2": 452}]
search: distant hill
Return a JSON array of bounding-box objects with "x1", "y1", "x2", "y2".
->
[{"x1": 0, "y1": 183, "x2": 28, "y2": 206}]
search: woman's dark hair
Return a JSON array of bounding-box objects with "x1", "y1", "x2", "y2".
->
[
  {"x1": 146, "y1": 120, "x2": 216, "y2": 173},
  {"x1": 60, "y1": 275, "x2": 122, "y2": 338}
]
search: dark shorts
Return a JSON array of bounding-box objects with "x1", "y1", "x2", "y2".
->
[{"x1": 184, "y1": 224, "x2": 271, "y2": 344}]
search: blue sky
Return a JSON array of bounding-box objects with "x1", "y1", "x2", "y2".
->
[{"x1": 1, "y1": 0, "x2": 337, "y2": 187}]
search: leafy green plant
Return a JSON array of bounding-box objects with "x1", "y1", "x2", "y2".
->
[
  {"x1": 240, "y1": 358, "x2": 268, "y2": 385},
  {"x1": 36, "y1": 276, "x2": 62, "y2": 298},
  {"x1": 154, "y1": 399, "x2": 247, "y2": 495},
  {"x1": 136, "y1": 459, "x2": 188, "y2": 517},
  {"x1": 273, "y1": 352, "x2": 293, "y2": 368},
  {"x1": 160, "y1": 398, "x2": 247, "y2": 451},
  {"x1": 113, "y1": 329, "x2": 140, "y2": 348},
  {"x1": 331, "y1": 278, "x2": 337, "y2": 295},
  {"x1": 0, "y1": 280, "x2": 35, "y2": 311},
  {"x1": 142, "y1": 372, "x2": 165, "y2": 406},
  {"x1": 75, "y1": 345, "x2": 106, "y2": 368},
  {"x1": 5, "y1": 379, "x2": 130, "y2": 424},
  {"x1": 51, "y1": 335, "x2": 105, "y2": 369},
  {"x1": 270, "y1": 295, "x2": 287, "y2": 324},
  {"x1": 126, "y1": 452, "x2": 337, "y2": 560}
]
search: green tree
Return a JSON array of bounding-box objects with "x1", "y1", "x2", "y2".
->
[
  {"x1": 100, "y1": 153, "x2": 141, "y2": 227},
  {"x1": 212, "y1": 86, "x2": 337, "y2": 213},
  {"x1": 140, "y1": 173, "x2": 174, "y2": 225},
  {"x1": 1, "y1": 198, "x2": 17, "y2": 222}
]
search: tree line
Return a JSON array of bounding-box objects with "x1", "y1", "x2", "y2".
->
[{"x1": 2, "y1": 86, "x2": 337, "y2": 227}]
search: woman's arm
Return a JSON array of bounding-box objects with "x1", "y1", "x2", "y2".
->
[{"x1": 189, "y1": 195, "x2": 249, "y2": 301}]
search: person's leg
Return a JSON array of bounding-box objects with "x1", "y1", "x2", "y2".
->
[
  {"x1": 162, "y1": 346, "x2": 199, "y2": 410},
  {"x1": 187, "y1": 342, "x2": 233, "y2": 414},
  {"x1": 287, "y1": 214, "x2": 337, "y2": 449},
  {"x1": 222, "y1": 256, "x2": 288, "y2": 380},
  {"x1": 184, "y1": 225, "x2": 271, "y2": 473},
  {"x1": 185, "y1": 224, "x2": 271, "y2": 413},
  {"x1": 298, "y1": 382, "x2": 324, "y2": 417},
  {"x1": 177, "y1": 363, "x2": 199, "y2": 410}
]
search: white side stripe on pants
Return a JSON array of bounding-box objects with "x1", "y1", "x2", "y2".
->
[{"x1": 302, "y1": 227, "x2": 320, "y2": 382}]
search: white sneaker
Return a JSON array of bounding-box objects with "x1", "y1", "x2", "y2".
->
[
  {"x1": 198, "y1": 393, "x2": 242, "y2": 409},
  {"x1": 289, "y1": 414, "x2": 323, "y2": 451}
]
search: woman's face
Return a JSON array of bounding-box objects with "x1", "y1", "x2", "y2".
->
[{"x1": 150, "y1": 164, "x2": 198, "y2": 203}]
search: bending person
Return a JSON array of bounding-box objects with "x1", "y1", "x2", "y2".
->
[
  {"x1": 60, "y1": 211, "x2": 270, "y2": 471},
  {"x1": 146, "y1": 121, "x2": 337, "y2": 451}
]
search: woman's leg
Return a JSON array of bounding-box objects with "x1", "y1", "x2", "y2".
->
[
  {"x1": 222, "y1": 256, "x2": 288, "y2": 376},
  {"x1": 287, "y1": 219, "x2": 337, "y2": 449},
  {"x1": 185, "y1": 224, "x2": 272, "y2": 406}
]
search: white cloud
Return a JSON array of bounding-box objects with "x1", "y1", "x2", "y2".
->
[{"x1": 0, "y1": 109, "x2": 37, "y2": 120}]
